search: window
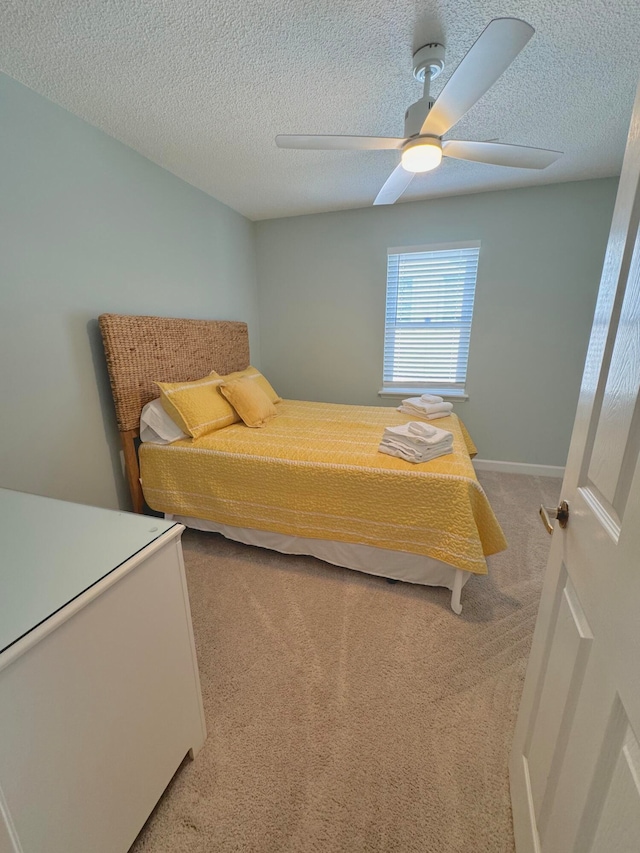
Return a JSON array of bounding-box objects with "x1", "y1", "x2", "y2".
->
[{"x1": 381, "y1": 241, "x2": 480, "y2": 397}]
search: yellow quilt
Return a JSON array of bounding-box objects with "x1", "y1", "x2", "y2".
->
[{"x1": 140, "y1": 400, "x2": 507, "y2": 574}]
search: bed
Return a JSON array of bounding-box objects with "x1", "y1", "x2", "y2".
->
[{"x1": 99, "y1": 313, "x2": 507, "y2": 613}]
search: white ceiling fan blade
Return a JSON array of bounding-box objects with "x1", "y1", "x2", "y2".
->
[
  {"x1": 443, "y1": 139, "x2": 562, "y2": 169},
  {"x1": 276, "y1": 135, "x2": 406, "y2": 150},
  {"x1": 373, "y1": 164, "x2": 415, "y2": 206},
  {"x1": 421, "y1": 18, "x2": 534, "y2": 137}
]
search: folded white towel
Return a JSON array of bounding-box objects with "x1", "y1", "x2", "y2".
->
[
  {"x1": 378, "y1": 439, "x2": 453, "y2": 464},
  {"x1": 380, "y1": 439, "x2": 426, "y2": 461},
  {"x1": 379, "y1": 419, "x2": 453, "y2": 464},
  {"x1": 408, "y1": 421, "x2": 436, "y2": 437},
  {"x1": 381, "y1": 439, "x2": 452, "y2": 458},
  {"x1": 379, "y1": 445, "x2": 419, "y2": 462},
  {"x1": 418, "y1": 446, "x2": 453, "y2": 462},
  {"x1": 420, "y1": 394, "x2": 444, "y2": 404},
  {"x1": 384, "y1": 422, "x2": 452, "y2": 448},
  {"x1": 397, "y1": 405, "x2": 452, "y2": 421},
  {"x1": 402, "y1": 397, "x2": 453, "y2": 415}
]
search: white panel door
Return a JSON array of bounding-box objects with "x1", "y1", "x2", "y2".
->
[{"x1": 509, "y1": 79, "x2": 640, "y2": 853}]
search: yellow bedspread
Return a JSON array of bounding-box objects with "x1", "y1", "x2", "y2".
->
[{"x1": 140, "y1": 400, "x2": 507, "y2": 574}]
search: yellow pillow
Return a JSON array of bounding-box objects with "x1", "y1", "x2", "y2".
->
[
  {"x1": 219, "y1": 377, "x2": 278, "y2": 428},
  {"x1": 211, "y1": 366, "x2": 281, "y2": 404},
  {"x1": 155, "y1": 375, "x2": 240, "y2": 439}
]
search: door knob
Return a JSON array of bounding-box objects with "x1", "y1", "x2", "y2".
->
[{"x1": 539, "y1": 500, "x2": 569, "y2": 535}]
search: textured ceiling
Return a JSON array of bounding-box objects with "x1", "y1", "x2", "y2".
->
[{"x1": 2, "y1": 0, "x2": 639, "y2": 220}]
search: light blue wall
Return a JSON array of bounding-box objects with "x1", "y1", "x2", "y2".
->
[
  {"x1": 255, "y1": 179, "x2": 618, "y2": 467},
  {"x1": 0, "y1": 73, "x2": 259, "y2": 509}
]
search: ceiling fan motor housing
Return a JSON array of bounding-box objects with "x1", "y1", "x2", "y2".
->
[{"x1": 405, "y1": 96, "x2": 435, "y2": 137}]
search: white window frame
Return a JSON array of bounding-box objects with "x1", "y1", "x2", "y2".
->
[{"x1": 379, "y1": 240, "x2": 480, "y2": 400}]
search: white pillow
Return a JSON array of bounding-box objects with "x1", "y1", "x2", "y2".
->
[{"x1": 140, "y1": 398, "x2": 188, "y2": 444}]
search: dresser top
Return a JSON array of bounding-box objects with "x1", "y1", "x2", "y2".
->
[{"x1": 0, "y1": 489, "x2": 178, "y2": 655}]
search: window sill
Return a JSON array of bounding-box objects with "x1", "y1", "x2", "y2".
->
[{"x1": 378, "y1": 388, "x2": 469, "y2": 402}]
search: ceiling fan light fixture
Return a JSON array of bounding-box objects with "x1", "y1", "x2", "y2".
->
[{"x1": 401, "y1": 137, "x2": 443, "y2": 173}]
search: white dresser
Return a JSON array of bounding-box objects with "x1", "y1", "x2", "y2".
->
[{"x1": 0, "y1": 489, "x2": 206, "y2": 853}]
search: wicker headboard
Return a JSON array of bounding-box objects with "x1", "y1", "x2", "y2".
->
[{"x1": 98, "y1": 313, "x2": 250, "y2": 512}]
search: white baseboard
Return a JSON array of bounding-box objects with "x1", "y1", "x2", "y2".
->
[{"x1": 473, "y1": 458, "x2": 565, "y2": 478}]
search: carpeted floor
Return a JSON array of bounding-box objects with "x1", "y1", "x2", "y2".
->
[{"x1": 130, "y1": 471, "x2": 559, "y2": 853}]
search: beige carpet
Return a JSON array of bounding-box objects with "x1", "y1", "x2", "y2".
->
[{"x1": 130, "y1": 471, "x2": 559, "y2": 853}]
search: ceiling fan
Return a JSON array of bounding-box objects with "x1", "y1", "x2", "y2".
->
[{"x1": 276, "y1": 18, "x2": 562, "y2": 205}]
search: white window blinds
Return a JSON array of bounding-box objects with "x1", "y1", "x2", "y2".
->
[{"x1": 383, "y1": 242, "x2": 480, "y2": 394}]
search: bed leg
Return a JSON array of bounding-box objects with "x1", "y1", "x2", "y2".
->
[
  {"x1": 450, "y1": 569, "x2": 464, "y2": 615},
  {"x1": 121, "y1": 429, "x2": 144, "y2": 514}
]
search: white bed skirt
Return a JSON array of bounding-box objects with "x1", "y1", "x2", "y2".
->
[{"x1": 166, "y1": 514, "x2": 471, "y2": 613}]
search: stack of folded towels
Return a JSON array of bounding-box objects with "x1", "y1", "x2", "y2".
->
[
  {"x1": 397, "y1": 393, "x2": 453, "y2": 420},
  {"x1": 379, "y1": 420, "x2": 453, "y2": 464}
]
